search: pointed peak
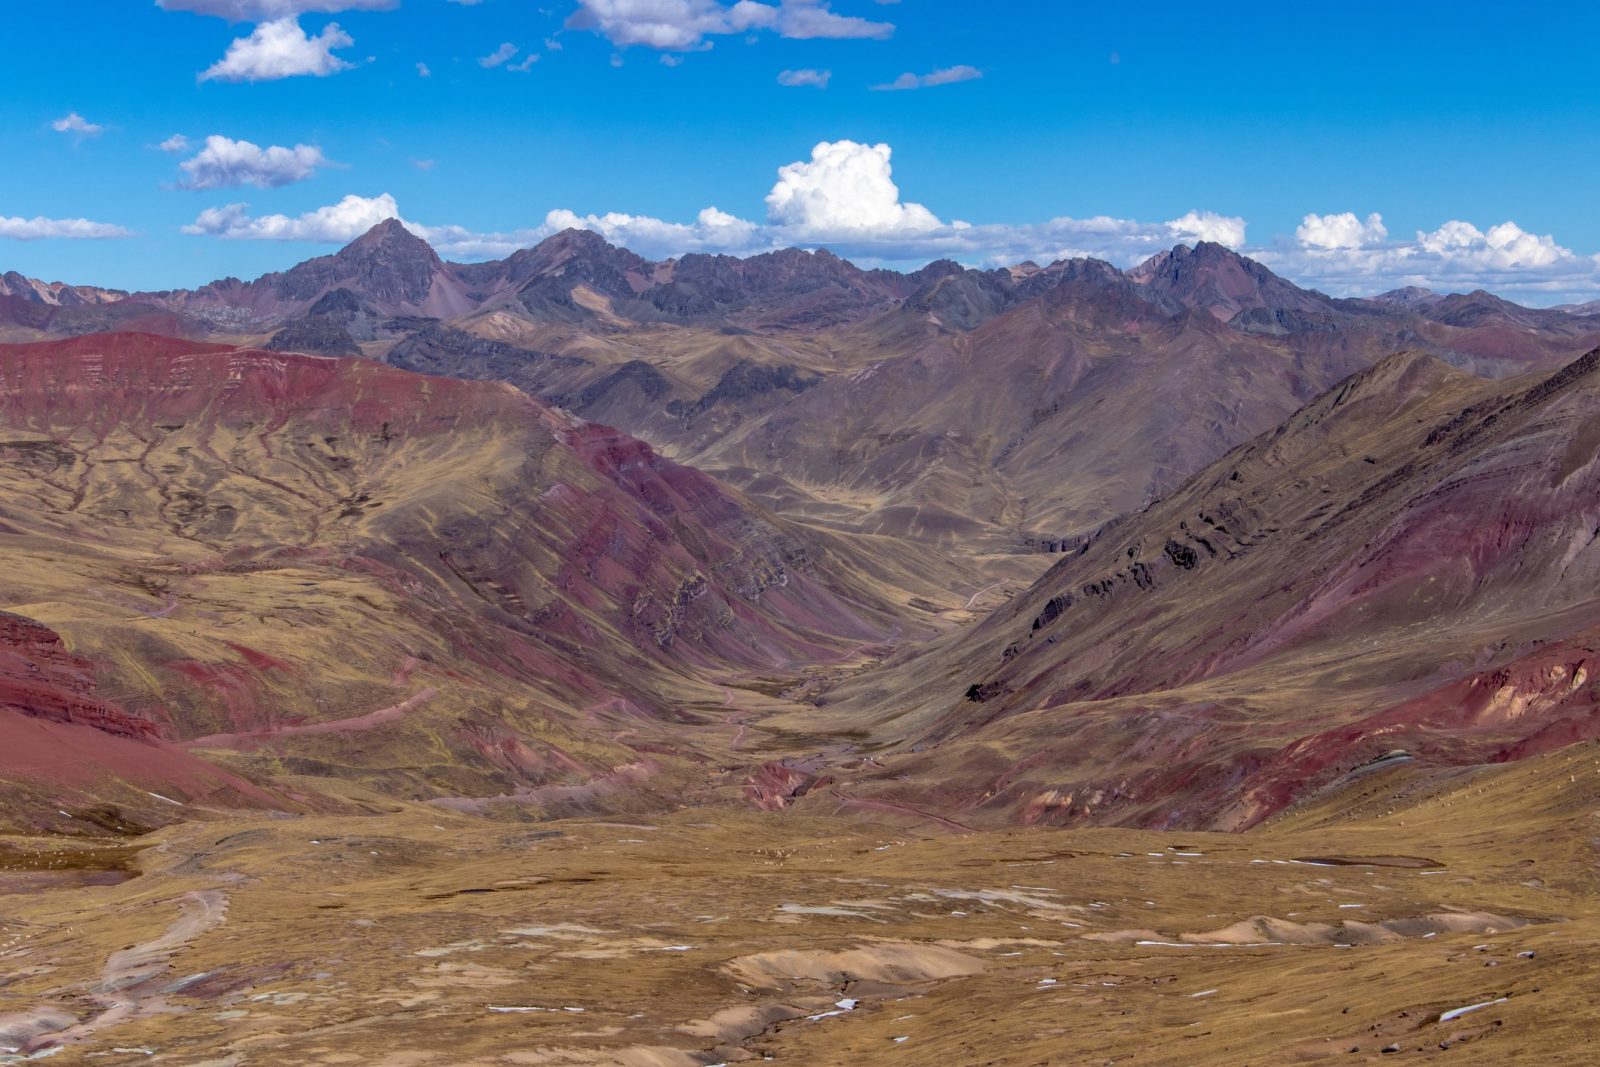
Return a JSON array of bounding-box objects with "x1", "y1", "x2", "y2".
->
[
  {"x1": 335, "y1": 218, "x2": 440, "y2": 266},
  {"x1": 352, "y1": 217, "x2": 417, "y2": 243},
  {"x1": 1370, "y1": 285, "x2": 1441, "y2": 309},
  {"x1": 537, "y1": 228, "x2": 616, "y2": 254}
]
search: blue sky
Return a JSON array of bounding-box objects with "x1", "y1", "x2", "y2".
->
[{"x1": 3, "y1": 0, "x2": 1598, "y2": 303}]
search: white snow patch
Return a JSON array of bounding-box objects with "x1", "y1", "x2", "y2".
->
[{"x1": 1439, "y1": 997, "x2": 1508, "y2": 1023}]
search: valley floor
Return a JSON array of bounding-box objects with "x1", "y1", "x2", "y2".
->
[{"x1": 5, "y1": 743, "x2": 1600, "y2": 1066}]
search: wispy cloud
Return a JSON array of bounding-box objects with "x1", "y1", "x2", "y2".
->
[
  {"x1": 777, "y1": 68, "x2": 830, "y2": 88},
  {"x1": 479, "y1": 42, "x2": 519, "y2": 68},
  {"x1": 1, "y1": 214, "x2": 133, "y2": 240},
  {"x1": 183, "y1": 192, "x2": 402, "y2": 241},
  {"x1": 157, "y1": 1, "x2": 393, "y2": 18},
  {"x1": 567, "y1": 0, "x2": 891, "y2": 52},
  {"x1": 52, "y1": 112, "x2": 105, "y2": 138},
  {"x1": 871, "y1": 64, "x2": 980, "y2": 91}
]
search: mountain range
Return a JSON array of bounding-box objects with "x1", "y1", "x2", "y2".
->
[{"x1": 7, "y1": 223, "x2": 1598, "y2": 563}]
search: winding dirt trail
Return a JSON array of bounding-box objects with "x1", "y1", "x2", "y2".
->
[
  {"x1": 181, "y1": 688, "x2": 437, "y2": 749},
  {"x1": 962, "y1": 580, "x2": 1006, "y2": 611},
  {"x1": 6, "y1": 889, "x2": 228, "y2": 1056},
  {"x1": 826, "y1": 790, "x2": 975, "y2": 833}
]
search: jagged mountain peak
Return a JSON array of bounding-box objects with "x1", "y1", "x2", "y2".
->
[
  {"x1": 332, "y1": 218, "x2": 443, "y2": 271},
  {"x1": 1129, "y1": 241, "x2": 1330, "y2": 320},
  {"x1": 1371, "y1": 284, "x2": 1442, "y2": 308}
]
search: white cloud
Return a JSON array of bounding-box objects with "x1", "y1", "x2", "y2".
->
[
  {"x1": 183, "y1": 193, "x2": 405, "y2": 241},
  {"x1": 510, "y1": 54, "x2": 540, "y2": 72},
  {"x1": 1248, "y1": 212, "x2": 1600, "y2": 298},
  {"x1": 1416, "y1": 219, "x2": 1567, "y2": 269},
  {"x1": 158, "y1": 0, "x2": 393, "y2": 18},
  {"x1": 415, "y1": 61, "x2": 431, "y2": 77},
  {"x1": 1296, "y1": 211, "x2": 1387, "y2": 250},
  {"x1": 177, "y1": 136, "x2": 329, "y2": 190},
  {"x1": 567, "y1": 0, "x2": 890, "y2": 51},
  {"x1": 777, "y1": 68, "x2": 829, "y2": 88},
  {"x1": 479, "y1": 42, "x2": 519, "y2": 68},
  {"x1": 199, "y1": 17, "x2": 355, "y2": 82},
  {"x1": 765, "y1": 140, "x2": 941, "y2": 237},
  {"x1": 0, "y1": 215, "x2": 133, "y2": 240},
  {"x1": 158, "y1": 134, "x2": 192, "y2": 153},
  {"x1": 540, "y1": 205, "x2": 760, "y2": 257},
  {"x1": 1168, "y1": 210, "x2": 1247, "y2": 248},
  {"x1": 51, "y1": 112, "x2": 104, "y2": 137},
  {"x1": 776, "y1": 0, "x2": 893, "y2": 39},
  {"x1": 871, "y1": 64, "x2": 980, "y2": 91}
]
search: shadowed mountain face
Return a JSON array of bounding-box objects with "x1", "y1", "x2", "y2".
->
[
  {"x1": 0, "y1": 333, "x2": 966, "y2": 829},
  {"x1": 803, "y1": 346, "x2": 1600, "y2": 830}
]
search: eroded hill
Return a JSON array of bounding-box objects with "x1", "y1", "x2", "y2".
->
[{"x1": 0, "y1": 334, "x2": 974, "y2": 832}]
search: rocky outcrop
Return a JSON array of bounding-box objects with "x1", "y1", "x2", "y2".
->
[{"x1": 0, "y1": 612, "x2": 156, "y2": 739}]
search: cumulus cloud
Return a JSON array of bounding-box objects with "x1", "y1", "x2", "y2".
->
[
  {"x1": 871, "y1": 64, "x2": 980, "y2": 91},
  {"x1": 567, "y1": 0, "x2": 891, "y2": 51},
  {"x1": 765, "y1": 140, "x2": 941, "y2": 237},
  {"x1": 199, "y1": 17, "x2": 355, "y2": 81},
  {"x1": 52, "y1": 112, "x2": 104, "y2": 137},
  {"x1": 777, "y1": 68, "x2": 830, "y2": 87},
  {"x1": 776, "y1": 0, "x2": 894, "y2": 39},
  {"x1": 415, "y1": 61, "x2": 431, "y2": 77},
  {"x1": 157, "y1": 0, "x2": 393, "y2": 18},
  {"x1": 1416, "y1": 219, "x2": 1567, "y2": 269},
  {"x1": 479, "y1": 42, "x2": 519, "y2": 68},
  {"x1": 183, "y1": 193, "x2": 404, "y2": 241},
  {"x1": 1246, "y1": 211, "x2": 1600, "y2": 298},
  {"x1": 158, "y1": 134, "x2": 193, "y2": 153},
  {"x1": 177, "y1": 135, "x2": 329, "y2": 189},
  {"x1": 540, "y1": 205, "x2": 760, "y2": 257},
  {"x1": 1296, "y1": 211, "x2": 1387, "y2": 250},
  {"x1": 0, "y1": 215, "x2": 134, "y2": 240},
  {"x1": 1168, "y1": 210, "x2": 1247, "y2": 248}
]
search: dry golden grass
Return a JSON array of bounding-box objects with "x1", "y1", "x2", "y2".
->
[{"x1": 5, "y1": 742, "x2": 1599, "y2": 1064}]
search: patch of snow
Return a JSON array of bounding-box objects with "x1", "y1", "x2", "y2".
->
[{"x1": 1439, "y1": 997, "x2": 1508, "y2": 1023}]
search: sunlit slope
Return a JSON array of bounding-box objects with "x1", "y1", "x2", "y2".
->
[
  {"x1": 0, "y1": 334, "x2": 965, "y2": 824},
  {"x1": 7, "y1": 741, "x2": 1600, "y2": 1064}
]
